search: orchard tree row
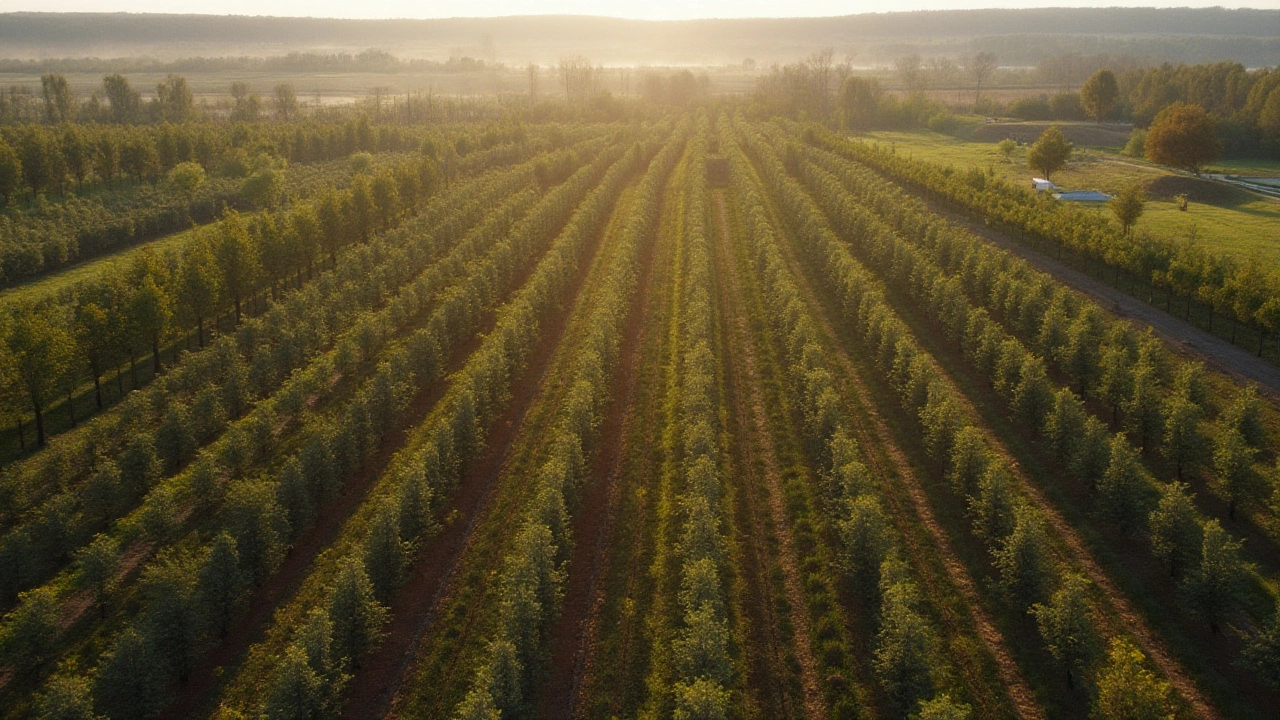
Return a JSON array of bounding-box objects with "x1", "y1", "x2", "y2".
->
[
  {"x1": 0, "y1": 158, "x2": 549, "y2": 645},
  {"x1": 213, "y1": 135, "x2": 649, "y2": 720},
  {"x1": 0, "y1": 149, "x2": 442, "y2": 455},
  {"x1": 806, "y1": 127, "x2": 1280, "y2": 361},
  {"x1": 0, "y1": 141, "x2": 615, "y2": 716},
  {"x1": 742, "y1": 118, "x2": 1201, "y2": 717},
  {"x1": 449, "y1": 122, "x2": 685, "y2": 720},
  {"x1": 0, "y1": 117, "x2": 530, "y2": 283},
  {"x1": 773, "y1": 123, "x2": 1263, "y2": 712},
  {"x1": 803, "y1": 141, "x2": 1277, "y2": 538},
  {"x1": 727, "y1": 118, "x2": 975, "y2": 718},
  {"x1": 0, "y1": 139, "x2": 573, "y2": 546},
  {"x1": 643, "y1": 120, "x2": 742, "y2": 719}
]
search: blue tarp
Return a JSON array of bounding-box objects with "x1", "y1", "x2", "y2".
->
[{"x1": 1053, "y1": 190, "x2": 1112, "y2": 203}]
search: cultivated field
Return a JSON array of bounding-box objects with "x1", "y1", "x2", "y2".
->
[{"x1": 0, "y1": 110, "x2": 1278, "y2": 720}]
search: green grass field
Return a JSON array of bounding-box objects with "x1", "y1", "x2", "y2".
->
[
  {"x1": 0, "y1": 224, "x2": 200, "y2": 305},
  {"x1": 1210, "y1": 157, "x2": 1280, "y2": 178},
  {"x1": 863, "y1": 126, "x2": 1280, "y2": 265}
]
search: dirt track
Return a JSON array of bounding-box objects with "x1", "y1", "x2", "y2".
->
[
  {"x1": 158, "y1": 326, "x2": 488, "y2": 720},
  {"x1": 714, "y1": 191, "x2": 828, "y2": 720},
  {"x1": 533, "y1": 179, "x2": 662, "y2": 719},
  {"x1": 758, "y1": 193, "x2": 1045, "y2": 720},
  {"x1": 346, "y1": 214, "x2": 610, "y2": 720}
]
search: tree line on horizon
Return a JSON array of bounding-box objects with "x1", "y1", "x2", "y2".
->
[{"x1": 754, "y1": 54, "x2": 1280, "y2": 158}]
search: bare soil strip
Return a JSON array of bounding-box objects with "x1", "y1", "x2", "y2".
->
[
  {"x1": 777, "y1": 145, "x2": 1223, "y2": 718},
  {"x1": 713, "y1": 192, "x2": 828, "y2": 720},
  {"x1": 758, "y1": 187, "x2": 1045, "y2": 720},
  {"x1": 882, "y1": 285, "x2": 1226, "y2": 720},
  {"x1": 158, "y1": 326, "x2": 489, "y2": 720},
  {"x1": 533, "y1": 182, "x2": 664, "y2": 720},
  {"x1": 355, "y1": 178, "x2": 639, "y2": 720},
  {"x1": 572, "y1": 176, "x2": 682, "y2": 719}
]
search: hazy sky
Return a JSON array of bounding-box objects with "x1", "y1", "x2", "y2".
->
[{"x1": 6, "y1": 0, "x2": 1280, "y2": 19}]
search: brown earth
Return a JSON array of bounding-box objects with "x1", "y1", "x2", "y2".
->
[
  {"x1": 348, "y1": 229, "x2": 608, "y2": 720},
  {"x1": 713, "y1": 191, "x2": 828, "y2": 720},
  {"x1": 532, "y1": 180, "x2": 663, "y2": 720},
  {"x1": 970, "y1": 122, "x2": 1133, "y2": 147},
  {"x1": 1144, "y1": 174, "x2": 1251, "y2": 205},
  {"x1": 157, "y1": 323, "x2": 490, "y2": 720},
  {"x1": 748, "y1": 162, "x2": 1046, "y2": 719}
]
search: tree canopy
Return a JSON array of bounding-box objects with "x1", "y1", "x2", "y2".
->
[
  {"x1": 1145, "y1": 102, "x2": 1220, "y2": 174},
  {"x1": 1026, "y1": 126, "x2": 1073, "y2": 180},
  {"x1": 1081, "y1": 69, "x2": 1120, "y2": 123}
]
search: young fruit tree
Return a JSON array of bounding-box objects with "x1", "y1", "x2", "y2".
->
[{"x1": 1027, "y1": 126, "x2": 1073, "y2": 180}]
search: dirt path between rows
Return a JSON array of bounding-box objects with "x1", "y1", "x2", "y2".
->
[
  {"x1": 0, "y1": 538, "x2": 160, "y2": 698},
  {"x1": 714, "y1": 192, "x2": 828, "y2": 720},
  {"x1": 751, "y1": 168, "x2": 1046, "y2": 719},
  {"x1": 573, "y1": 176, "x2": 682, "y2": 719},
  {"x1": 792, "y1": 264, "x2": 1045, "y2": 720},
  {"x1": 927, "y1": 199, "x2": 1280, "y2": 397},
  {"x1": 533, "y1": 191, "x2": 663, "y2": 720},
  {"x1": 158, "y1": 325, "x2": 489, "y2": 720},
  {"x1": 718, "y1": 236, "x2": 800, "y2": 717},
  {"x1": 881, "y1": 279, "x2": 1226, "y2": 720},
  {"x1": 356, "y1": 193, "x2": 627, "y2": 720},
  {"x1": 793, "y1": 146, "x2": 1226, "y2": 717}
]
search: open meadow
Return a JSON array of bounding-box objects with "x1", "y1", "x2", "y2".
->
[{"x1": 864, "y1": 125, "x2": 1280, "y2": 264}]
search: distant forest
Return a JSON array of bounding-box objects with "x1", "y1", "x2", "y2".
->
[{"x1": 0, "y1": 9, "x2": 1277, "y2": 67}]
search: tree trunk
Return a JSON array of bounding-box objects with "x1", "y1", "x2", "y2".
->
[
  {"x1": 152, "y1": 340, "x2": 162, "y2": 375},
  {"x1": 67, "y1": 389, "x2": 75, "y2": 427},
  {"x1": 34, "y1": 402, "x2": 45, "y2": 447},
  {"x1": 94, "y1": 374, "x2": 102, "y2": 409},
  {"x1": 234, "y1": 296, "x2": 242, "y2": 325},
  {"x1": 16, "y1": 418, "x2": 24, "y2": 450},
  {"x1": 197, "y1": 316, "x2": 205, "y2": 348}
]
